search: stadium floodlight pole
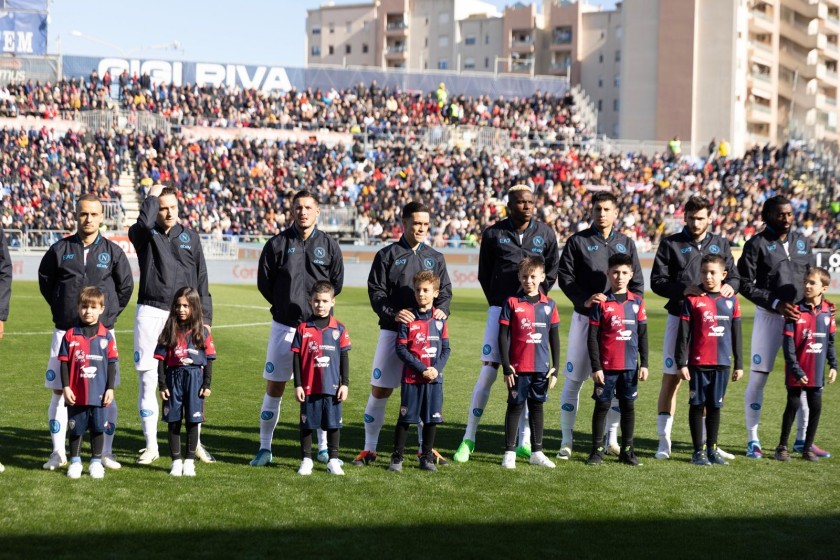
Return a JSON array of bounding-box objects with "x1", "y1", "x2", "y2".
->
[
  {"x1": 70, "y1": 30, "x2": 128, "y2": 56},
  {"x1": 70, "y1": 30, "x2": 183, "y2": 58}
]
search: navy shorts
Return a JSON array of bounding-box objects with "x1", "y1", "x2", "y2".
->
[
  {"x1": 507, "y1": 373, "x2": 549, "y2": 405},
  {"x1": 399, "y1": 381, "x2": 444, "y2": 425},
  {"x1": 593, "y1": 369, "x2": 639, "y2": 403},
  {"x1": 688, "y1": 368, "x2": 729, "y2": 409},
  {"x1": 162, "y1": 366, "x2": 205, "y2": 423},
  {"x1": 300, "y1": 394, "x2": 343, "y2": 430},
  {"x1": 67, "y1": 405, "x2": 109, "y2": 437}
]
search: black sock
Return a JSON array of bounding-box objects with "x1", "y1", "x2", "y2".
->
[
  {"x1": 528, "y1": 399, "x2": 544, "y2": 451},
  {"x1": 421, "y1": 424, "x2": 436, "y2": 456},
  {"x1": 804, "y1": 389, "x2": 823, "y2": 451},
  {"x1": 69, "y1": 434, "x2": 83, "y2": 458},
  {"x1": 504, "y1": 402, "x2": 525, "y2": 452},
  {"x1": 168, "y1": 421, "x2": 182, "y2": 460},
  {"x1": 90, "y1": 431, "x2": 104, "y2": 459},
  {"x1": 327, "y1": 429, "x2": 340, "y2": 460},
  {"x1": 591, "y1": 399, "x2": 610, "y2": 452},
  {"x1": 300, "y1": 429, "x2": 313, "y2": 459},
  {"x1": 689, "y1": 404, "x2": 705, "y2": 451},
  {"x1": 393, "y1": 422, "x2": 410, "y2": 457},
  {"x1": 705, "y1": 407, "x2": 721, "y2": 449},
  {"x1": 185, "y1": 423, "x2": 199, "y2": 460},
  {"x1": 619, "y1": 399, "x2": 635, "y2": 450},
  {"x1": 780, "y1": 386, "x2": 801, "y2": 447}
]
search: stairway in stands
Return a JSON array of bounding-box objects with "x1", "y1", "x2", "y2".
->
[{"x1": 116, "y1": 162, "x2": 140, "y2": 231}]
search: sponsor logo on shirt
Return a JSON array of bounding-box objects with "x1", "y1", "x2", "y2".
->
[
  {"x1": 616, "y1": 330, "x2": 632, "y2": 341},
  {"x1": 709, "y1": 325, "x2": 726, "y2": 337}
]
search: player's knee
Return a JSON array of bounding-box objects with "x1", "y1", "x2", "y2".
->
[
  {"x1": 484, "y1": 361, "x2": 499, "y2": 368},
  {"x1": 266, "y1": 381, "x2": 286, "y2": 398},
  {"x1": 52, "y1": 389, "x2": 63, "y2": 396},
  {"x1": 371, "y1": 386, "x2": 392, "y2": 399}
]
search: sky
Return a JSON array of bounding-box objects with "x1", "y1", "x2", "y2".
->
[{"x1": 49, "y1": 0, "x2": 615, "y2": 67}]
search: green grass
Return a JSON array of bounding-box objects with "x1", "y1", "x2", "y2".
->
[{"x1": 1, "y1": 282, "x2": 839, "y2": 559}]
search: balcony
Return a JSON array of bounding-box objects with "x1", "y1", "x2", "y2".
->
[
  {"x1": 748, "y1": 101, "x2": 774, "y2": 123},
  {"x1": 780, "y1": 16, "x2": 818, "y2": 49},
  {"x1": 549, "y1": 62, "x2": 570, "y2": 75},
  {"x1": 750, "y1": 8, "x2": 775, "y2": 32},
  {"x1": 510, "y1": 36, "x2": 536, "y2": 53},
  {"x1": 385, "y1": 44, "x2": 407, "y2": 58},
  {"x1": 385, "y1": 19, "x2": 408, "y2": 36},
  {"x1": 825, "y1": 40, "x2": 840, "y2": 58}
]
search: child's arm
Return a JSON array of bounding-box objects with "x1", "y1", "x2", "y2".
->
[
  {"x1": 827, "y1": 330, "x2": 838, "y2": 384},
  {"x1": 676, "y1": 302, "x2": 691, "y2": 380},
  {"x1": 429, "y1": 330, "x2": 451, "y2": 380},
  {"x1": 587, "y1": 315, "x2": 604, "y2": 385},
  {"x1": 103, "y1": 361, "x2": 116, "y2": 406},
  {"x1": 638, "y1": 321, "x2": 649, "y2": 381},
  {"x1": 199, "y1": 361, "x2": 212, "y2": 398},
  {"x1": 158, "y1": 360, "x2": 169, "y2": 400},
  {"x1": 547, "y1": 325, "x2": 560, "y2": 389},
  {"x1": 60, "y1": 361, "x2": 76, "y2": 405},
  {"x1": 395, "y1": 322, "x2": 427, "y2": 375},
  {"x1": 731, "y1": 316, "x2": 743, "y2": 381},
  {"x1": 337, "y1": 350, "x2": 349, "y2": 401},
  {"x1": 498, "y1": 322, "x2": 516, "y2": 387},
  {"x1": 781, "y1": 319, "x2": 806, "y2": 382},
  {"x1": 293, "y1": 353, "x2": 305, "y2": 403}
]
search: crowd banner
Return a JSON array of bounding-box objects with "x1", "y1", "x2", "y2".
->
[{"x1": 0, "y1": 10, "x2": 47, "y2": 55}]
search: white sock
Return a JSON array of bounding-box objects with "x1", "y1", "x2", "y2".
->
[
  {"x1": 103, "y1": 399, "x2": 118, "y2": 455},
  {"x1": 464, "y1": 364, "x2": 498, "y2": 442},
  {"x1": 363, "y1": 394, "x2": 388, "y2": 453},
  {"x1": 259, "y1": 394, "x2": 282, "y2": 451},
  {"x1": 744, "y1": 370, "x2": 768, "y2": 442},
  {"x1": 317, "y1": 429, "x2": 328, "y2": 452},
  {"x1": 560, "y1": 378, "x2": 583, "y2": 447},
  {"x1": 795, "y1": 390, "x2": 809, "y2": 442},
  {"x1": 518, "y1": 404, "x2": 531, "y2": 447},
  {"x1": 702, "y1": 419, "x2": 707, "y2": 444},
  {"x1": 606, "y1": 398, "x2": 620, "y2": 447},
  {"x1": 196, "y1": 423, "x2": 203, "y2": 449},
  {"x1": 418, "y1": 420, "x2": 424, "y2": 451},
  {"x1": 48, "y1": 393, "x2": 67, "y2": 455},
  {"x1": 138, "y1": 369, "x2": 160, "y2": 451},
  {"x1": 657, "y1": 413, "x2": 673, "y2": 452}
]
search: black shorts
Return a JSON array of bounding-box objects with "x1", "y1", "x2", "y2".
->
[
  {"x1": 593, "y1": 369, "x2": 639, "y2": 403},
  {"x1": 507, "y1": 373, "x2": 549, "y2": 405},
  {"x1": 67, "y1": 405, "x2": 108, "y2": 437},
  {"x1": 162, "y1": 366, "x2": 205, "y2": 423},
  {"x1": 399, "y1": 381, "x2": 444, "y2": 425},
  {"x1": 688, "y1": 368, "x2": 729, "y2": 409},
  {"x1": 300, "y1": 394, "x2": 343, "y2": 430}
]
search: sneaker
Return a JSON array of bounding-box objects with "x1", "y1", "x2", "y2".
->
[
  {"x1": 586, "y1": 448, "x2": 605, "y2": 466},
  {"x1": 452, "y1": 439, "x2": 474, "y2": 463},
  {"x1": 803, "y1": 450, "x2": 819, "y2": 462},
  {"x1": 388, "y1": 452, "x2": 403, "y2": 472},
  {"x1": 169, "y1": 459, "x2": 183, "y2": 477},
  {"x1": 654, "y1": 449, "x2": 671, "y2": 460},
  {"x1": 556, "y1": 446, "x2": 572, "y2": 461},
  {"x1": 318, "y1": 450, "x2": 345, "y2": 466},
  {"x1": 43, "y1": 451, "x2": 67, "y2": 471},
  {"x1": 249, "y1": 448, "x2": 273, "y2": 467},
  {"x1": 89, "y1": 461, "x2": 105, "y2": 479},
  {"x1": 774, "y1": 445, "x2": 790, "y2": 461},
  {"x1": 716, "y1": 447, "x2": 736, "y2": 461},
  {"x1": 66, "y1": 460, "x2": 83, "y2": 479},
  {"x1": 0, "y1": 461, "x2": 4, "y2": 473},
  {"x1": 182, "y1": 459, "x2": 196, "y2": 477},
  {"x1": 195, "y1": 444, "x2": 216, "y2": 464},
  {"x1": 746, "y1": 440, "x2": 763, "y2": 459},
  {"x1": 707, "y1": 446, "x2": 729, "y2": 465},
  {"x1": 692, "y1": 449, "x2": 711, "y2": 466},
  {"x1": 529, "y1": 451, "x2": 556, "y2": 468},
  {"x1": 809, "y1": 443, "x2": 832, "y2": 458},
  {"x1": 419, "y1": 454, "x2": 438, "y2": 472},
  {"x1": 606, "y1": 443, "x2": 621, "y2": 457},
  {"x1": 327, "y1": 458, "x2": 345, "y2": 475},
  {"x1": 352, "y1": 450, "x2": 377, "y2": 466},
  {"x1": 297, "y1": 458, "x2": 314, "y2": 476},
  {"x1": 101, "y1": 454, "x2": 122, "y2": 470},
  {"x1": 618, "y1": 447, "x2": 641, "y2": 467},
  {"x1": 136, "y1": 448, "x2": 160, "y2": 465},
  {"x1": 792, "y1": 439, "x2": 805, "y2": 453},
  {"x1": 501, "y1": 451, "x2": 517, "y2": 469},
  {"x1": 515, "y1": 444, "x2": 532, "y2": 459},
  {"x1": 431, "y1": 449, "x2": 449, "y2": 466}
]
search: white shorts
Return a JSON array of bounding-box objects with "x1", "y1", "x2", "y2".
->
[
  {"x1": 478, "y1": 306, "x2": 502, "y2": 363},
  {"x1": 45, "y1": 328, "x2": 121, "y2": 389},
  {"x1": 563, "y1": 311, "x2": 593, "y2": 382},
  {"x1": 134, "y1": 304, "x2": 169, "y2": 372},
  {"x1": 662, "y1": 314, "x2": 680, "y2": 375},
  {"x1": 263, "y1": 321, "x2": 297, "y2": 382},
  {"x1": 750, "y1": 306, "x2": 784, "y2": 372},
  {"x1": 370, "y1": 330, "x2": 404, "y2": 389}
]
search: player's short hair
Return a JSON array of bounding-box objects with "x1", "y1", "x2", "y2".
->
[
  {"x1": 684, "y1": 195, "x2": 712, "y2": 214},
  {"x1": 518, "y1": 256, "x2": 545, "y2": 276},
  {"x1": 310, "y1": 281, "x2": 335, "y2": 298},
  {"x1": 75, "y1": 193, "x2": 102, "y2": 213},
  {"x1": 701, "y1": 253, "x2": 726, "y2": 269},
  {"x1": 761, "y1": 195, "x2": 791, "y2": 222},
  {"x1": 159, "y1": 186, "x2": 178, "y2": 199},
  {"x1": 413, "y1": 269, "x2": 440, "y2": 290},
  {"x1": 78, "y1": 286, "x2": 105, "y2": 308},
  {"x1": 293, "y1": 190, "x2": 320, "y2": 206},
  {"x1": 608, "y1": 253, "x2": 633, "y2": 270},
  {"x1": 592, "y1": 191, "x2": 617, "y2": 207},
  {"x1": 401, "y1": 201, "x2": 431, "y2": 221},
  {"x1": 507, "y1": 184, "x2": 533, "y2": 197},
  {"x1": 806, "y1": 266, "x2": 831, "y2": 287}
]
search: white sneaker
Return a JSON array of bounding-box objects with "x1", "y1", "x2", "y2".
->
[
  {"x1": 66, "y1": 461, "x2": 83, "y2": 479},
  {"x1": 169, "y1": 459, "x2": 184, "y2": 477},
  {"x1": 501, "y1": 451, "x2": 517, "y2": 469},
  {"x1": 717, "y1": 447, "x2": 736, "y2": 461},
  {"x1": 43, "y1": 451, "x2": 67, "y2": 471},
  {"x1": 654, "y1": 449, "x2": 671, "y2": 460},
  {"x1": 0, "y1": 461, "x2": 4, "y2": 473},
  {"x1": 530, "y1": 451, "x2": 556, "y2": 468},
  {"x1": 89, "y1": 461, "x2": 105, "y2": 479},
  {"x1": 556, "y1": 446, "x2": 572, "y2": 460},
  {"x1": 195, "y1": 444, "x2": 216, "y2": 464},
  {"x1": 101, "y1": 454, "x2": 122, "y2": 470},
  {"x1": 182, "y1": 459, "x2": 196, "y2": 477},
  {"x1": 298, "y1": 458, "x2": 314, "y2": 476},
  {"x1": 606, "y1": 443, "x2": 621, "y2": 456},
  {"x1": 137, "y1": 448, "x2": 160, "y2": 465},
  {"x1": 327, "y1": 458, "x2": 345, "y2": 475}
]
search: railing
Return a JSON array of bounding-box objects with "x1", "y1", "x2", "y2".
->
[
  {"x1": 3, "y1": 229, "x2": 74, "y2": 252},
  {"x1": 385, "y1": 45, "x2": 407, "y2": 54},
  {"x1": 197, "y1": 235, "x2": 238, "y2": 259},
  {"x1": 751, "y1": 71, "x2": 772, "y2": 83},
  {"x1": 74, "y1": 109, "x2": 171, "y2": 135},
  {"x1": 386, "y1": 22, "x2": 408, "y2": 30},
  {"x1": 101, "y1": 200, "x2": 124, "y2": 231}
]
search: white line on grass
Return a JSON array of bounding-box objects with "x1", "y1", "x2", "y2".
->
[{"x1": 5, "y1": 322, "x2": 273, "y2": 336}]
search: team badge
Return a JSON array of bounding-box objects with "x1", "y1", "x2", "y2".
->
[
  {"x1": 511, "y1": 390, "x2": 518, "y2": 399},
  {"x1": 533, "y1": 236, "x2": 544, "y2": 247},
  {"x1": 98, "y1": 253, "x2": 110, "y2": 264},
  {"x1": 544, "y1": 305, "x2": 551, "y2": 315},
  {"x1": 726, "y1": 300, "x2": 733, "y2": 309},
  {"x1": 46, "y1": 369, "x2": 55, "y2": 381},
  {"x1": 709, "y1": 244, "x2": 720, "y2": 254},
  {"x1": 561, "y1": 403, "x2": 575, "y2": 411},
  {"x1": 752, "y1": 354, "x2": 761, "y2": 365},
  {"x1": 68, "y1": 419, "x2": 76, "y2": 430},
  {"x1": 616, "y1": 243, "x2": 627, "y2": 253},
  {"x1": 632, "y1": 304, "x2": 639, "y2": 314},
  {"x1": 423, "y1": 258, "x2": 435, "y2": 270},
  {"x1": 301, "y1": 414, "x2": 307, "y2": 423},
  {"x1": 435, "y1": 321, "x2": 443, "y2": 330},
  {"x1": 373, "y1": 368, "x2": 382, "y2": 379},
  {"x1": 689, "y1": 391, "x2": 696, "y2": 399},
  {"x1": 665, "y1": 357, "x2": 674, "y2": 368},
  {"x1": 826, "y1": 316, "x2": 831, "y2": 326},
  {"x1": 482, "y1": 344, "x2": 492, "y2": 356},
  {"x1": 400, "y1": 406, "x2": 407, "y2": 417},
  {"x1": 364, "y1": 414, "x2": 374, "y2": 423},
  {"x1": 472, "y1": 408, "x2": 484, "y2": 417},
  {"x1": 566, "y1": 362, "x2": 573, "y2": 372},
  {"x1": 750, "y1": 403, "x2": 761, "y2": 411},
  {"x1": 768, "y1": 244, "x2": 777, "y2": 251},
  {"x1": 134, "y1": 351, "x2": 140, "y2": 363},
  {"x1": 332, "y1": 330, "x2": 340, "y2": 340},
  {"x1": 178, "y1": 232, "x2": 190, "y2": 243},
  {"x1": 314, "y1": 247, "x2": 326, "y2": 258},
  {"x1": 265, "y1": 361, "x2": 275, "y2": 373},
  {"x1": 595, "y1": 387, "x2": 603, "y2": 397},
  {"x1": 100, "y1": 339, "x2": 108, "y2": 349},
  {"x1": 260, "y1": 411, "x2": 274, "y2": 420},
  {"x1": 797, "y1": 240, "x2": 806, "y2": 251}
]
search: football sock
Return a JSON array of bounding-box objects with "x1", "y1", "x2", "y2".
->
[
  {"x1": 300, "y1": 429, "x2": 313, "y2": 459},
  {"x1": 518, "y1": 404, "x2": 531, "y2": 448},
  {"x1": 327, "y1": 429, "x2": 340, "y2": 460},
  {"x1": 363, "y1": 394, "x2": 388, "y2": 453},
  {"x1": 744, "y1": 370, "x2": 768, "y2": 442},
  {"x1": 804, "y1": 389, "x2": 822, "y2": 451},
  {"x1": 90, "y1": 431, "x2": 104, "y2": 459},
  {"x1": 103, "y1": 399, "x2": 117, "y2": 455},
  {"x1": 705, "y1": 406, "x2": 721, "y2": 449},
  {"x1": 138, "y1": 369, "x2": 160, "y2": 451},
  {"x1": 689, "y1": 404, "x2": 705, "y2": 451},
  {"x1": 560, "y1": 378, "x2": 583, "y2": 446},
  {"x1": 606, "y1": 397, "x2": 621, "y2": 447},
  {"x1": 795, "y1": 390, "x2": 810, "y2": 442},
  {"x1": 657, "y1": 413, "x2": 673, "y2": 451},
  {"x1": 591, "y1": 399, "x2": 610, "y2": 452},
  {"x1": 619, "y1": 398, "x2": 634, "y2": 449},
  {"x1": 69, "y1": 434, "x2": 83, "y2": 459},
  {"x1": 780, "y1": 386, "x2": 800, "y2": 447},
  {"x1": 48, "y1": 393, "x2": 68, "y2": 455},
  {"x1": 393, "y1": 422, "x2": 410, "y2": 456},
  {"x1": 259, "y1": 394, "x2": 282, "y2": 450},
  {"x1": 504, "y1": 402, "x2": 525, "y2": 452},
  {"x1": 421, "y1": 424, "x2": 436, "y2": 457},
  {"x1": 317, "y1": 428, "x2": 327, "y2": 453},
  {"x1": 168, "y1": 420, "x2": 182, "y2": 460},
  {"x1": 464, "y1": 364, "x2": 498, "y2": 442},
  {"x1": 418, "y1": 420, "x2": 424, "y2": 450},
  {"x1": 185, "y1": 422, "x2": 199, "y2": 460},
  {"x1": 528, "y1": 399, "x2": 544, "y2": 452}
]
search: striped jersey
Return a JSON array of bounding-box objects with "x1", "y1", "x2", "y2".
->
[
  {"x1": 589, "y1": 291, "x2": 646, "y2": 371},
  {"x1": 292, "y1": 316, "x2": 351, "y2": 395},
  {"x1": 396, "y1": 308, "x2": 450, "y2": 384},
  {"x1": 154, "y1": 329, "x2": 216, "y2": 368},
  {"x1": 677, "y1": 292, "x2": 742, "y2": 368},
  {"x1": 58, "y1": 323, "x2": 119, "y2": 406},
  {"x1": 499, "y1": 293, "x2": 561, "y2": 373},
  {"x1": 783, "y1": 299, "x2": 838, "y2": 387}
]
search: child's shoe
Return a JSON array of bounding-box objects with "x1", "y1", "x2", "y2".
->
[
  {"x1": 66, "y1": 460, "x2": 83, "y2": 479},
  {"x1": 501, "y1": 451, "x2": 517, "y2": 469},
  {"x1": 297, "y1": 458, "x2": 314, "y2": 476},
  {"x1": 774, "y1": 445, "x2": 790, "y2": 461},
  {"x1": 707, "y1": 446, "x2": 729, "y2": 465},
  {"x1": 387, "y1": 452, "x2": 403, "y2": 472},
  {"x1": 691, "y1": 449, "x2": 711, "y2": 466},
  {"x1": 88, "y1": 460, "x2": 105, "y2": 479},
  {"x1": 182, "y1": 459, "x2": 196, "y2": 477},
  {"x1": 169, "y1": 459, "x2": 183, "y2": 477},
  {"x1": 618, "y1": 446, "x2": 641, "y2": 466},
  {"x1": 586, "y1": 448, "x2": 605, "y2": 466},
  {"x1": 746, "y1": 440, "x2": 763, "y2": 459},
  {"x1": 529, "y1": 450, "x2": 555, "y2": 468},
  {"x1": 419, "y1": 453, "x2": 438, "y2": 472},
  {"x1": 327, "y1": 458, "x2": 345, "y2": 475}
]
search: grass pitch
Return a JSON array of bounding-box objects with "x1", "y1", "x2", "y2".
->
[{"x1": 1, "y1": 282, "x2": 838, "y2": 559}]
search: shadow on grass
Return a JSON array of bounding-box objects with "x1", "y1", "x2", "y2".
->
[{"x1": 2, "y1": 516, "x2": 839, "y2": 560}]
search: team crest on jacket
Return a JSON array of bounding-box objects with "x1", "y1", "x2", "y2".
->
[
  {"x1": 825, "y1": 316, "x2": 832, "y2": 326},
  {"x1": 314, "y1": 247, "x2": 326, "y2": 258},
  {"x1": 423, "y1": 258, "x2": 435, "y2": 270},
  {"x1": 544, "y1": 305, "x2": 551, "y2": 315},
  {"x1": 709, "y1": 245, "x2": 720, "y2": 254},
  {"x1": 178, "y1": 232, "x2": 190, "y2": 243},
  {"x1": 533, "y1": 236, "x2": 544, "y2": 247},
  {"x1": 616, "y1": 243, "x2": 626, "y2": 253},
  {"x1": 98, "y1": 253, "x2": 110, "y2": 264}
]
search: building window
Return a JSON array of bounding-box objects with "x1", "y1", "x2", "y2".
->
[
  {"x1": 553, "y1": 26, "x2": 572, "y2": 44},
  {"x1": 613, "y1": 99, "x2": 620, "y2": 111},
  {"x1": 439, "y1": 12, "x2": 449, "y2": 24},
  {"x1": 465, "y1": 35, "x2": 476, "y2": 45},
  {"x1": 598, "y1": 76, "x2": 603, "y2": 88},
  {"x1": 425, "y1": 37, "x2": 429, "y2": 47},
  {"x1": 439, "y1": 35, "x2": 449, "y2": 47},
  {"x1": 362, "y1": 43, "x2": 369, "y2": 54},
  {"x1": 363, "y1": 21, "x2": 370, "y2": 32},
  {"x1": 464, "y1": 58, "x2": 476, "y2": 69},
  {"x1": 485, "y1": 56, "x2": 489, "y2": 68},
  {"x1": 328, "y1": 45, "x2": 334, "y2": 55},
  {"x1": 485, "y1": 34, "x2": 489, "y2": 44},
  {"x1": 438, "y1": 59, "x2": 448, "y2": 69},
  {"x1": 311, "y1": 46, "x2": 320, "y2": 56},
  {"x1": 312, "y1": 27, "x2": 321, "y2": 35},
  {"x1": 346, "y1": 22, "x2": 352, "y2": 33},
  {"x1": 599, "y1": 52, "x2": 603, "y2": 64},
  {"x1": 329, "y1": 23, "x2": 334, "y2": 34},
  {"x1": 598, "y1": 99, "x2": 603, "y2": 111},
  {"x1": 614, "y1": 74, "x2": 620, "y2": 87},
  {"x1": 615, "y1": 50, "x2": 621, "y2": 62},
  {"x1": 345, "y1": 44, "x2": 351, "y2": 54}
]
